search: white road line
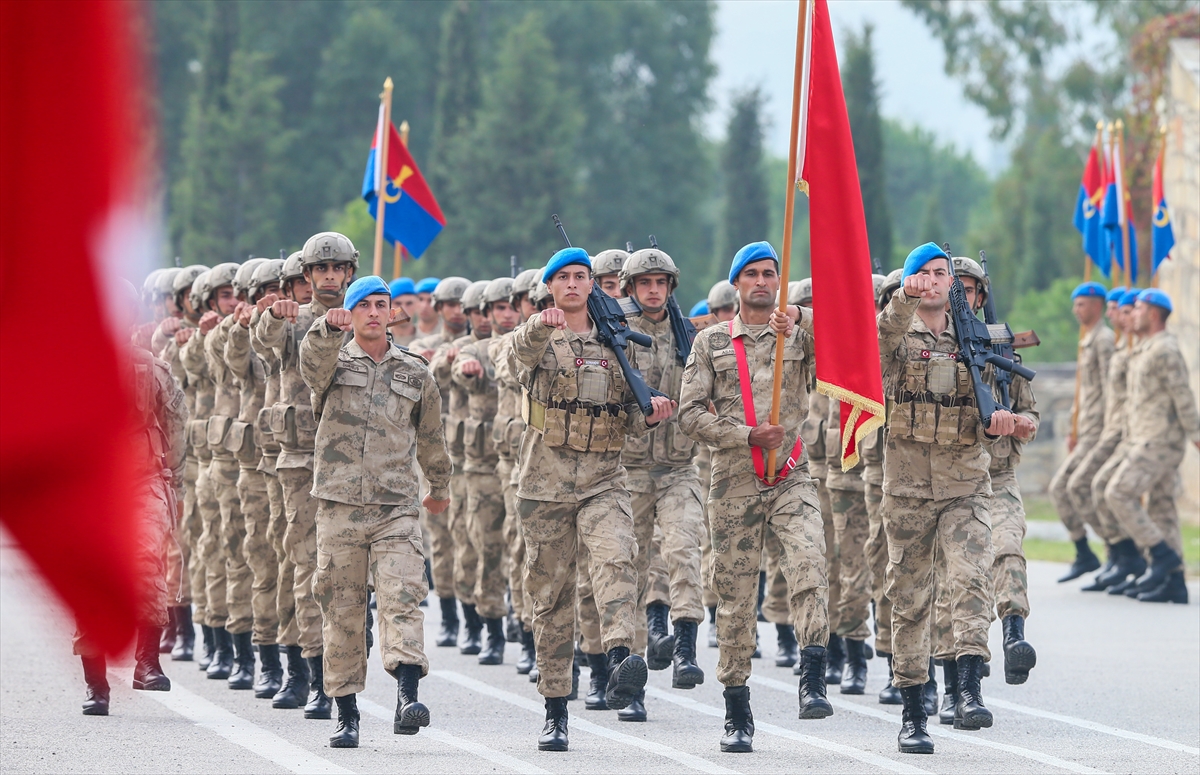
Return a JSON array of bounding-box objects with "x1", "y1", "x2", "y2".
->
[
  {"x1": 645, "y1": 687, "x2": 932, "y2": 775},
  {"x1": 985, "y1": 697, "x2": 1200, "y2": 757},
  {"x1": 750, "y1": 676, "x2": 1110, "y2": 775},
  {"x1": 113, "y1": 670, "x2": 353, "y2": 775},
  {"x1": 356, "y1": 697, "x2": 551, "y2": 775},
  {"x1": 431, "y1": 670, "x2": 741, "y2": 775}
]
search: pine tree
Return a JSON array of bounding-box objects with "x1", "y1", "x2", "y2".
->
[
  {"x1": 428, "y1": 0, "x2": 480, "y2": 212},
  {"x1": 718, "y1": 87, "x2": 770, "y2": 266},
  {"x1": 842, "y1": 22, "x2": 893, "y2": 266}
]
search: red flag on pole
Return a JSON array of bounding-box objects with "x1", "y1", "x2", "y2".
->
[
  {"x1": 1, "y1": 0, "x2": 148, "y2": 655},
  {"x1": 794, "y1": 0, "x2": 885, "y2": 469}
]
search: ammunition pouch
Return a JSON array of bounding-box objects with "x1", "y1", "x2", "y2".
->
[
  {"x1": 267, "y1": 402, "x2": 316, "y2": 449},
  {"x1": 187, "y1": 418, "x2": 208, "y2": 450},
  {"x1": 224, "y1": 420, "x2": 257, "y2": 464},
  {"x1": 525, "y1": 395, "x2": 626, "y2": 453},
  {"x1": 206, "y1": 415, "x2": 232, "y2": 448}
]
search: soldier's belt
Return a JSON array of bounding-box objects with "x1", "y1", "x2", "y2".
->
[{"x1": 896, "y1": 391, "x2": 975, "y2": 408}]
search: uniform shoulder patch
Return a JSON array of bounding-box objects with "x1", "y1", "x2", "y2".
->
[
  {"x1": 710, "y1": 331, "x2": 731, "y2": 350},
  {"x1": 398, "y1": 346, "x2": 430, "y2": 366}
]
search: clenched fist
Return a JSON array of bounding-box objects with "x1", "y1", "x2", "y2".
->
[
  {"x1": 271, "y1": 299, "x2": 299, "y2": 323},
  {"x1": 160, "y1": 317, "x2": 182, "y2": 337},
  {"x1": 256, "y1": 293, "x2": 279, "y2": 314},
  {"x1": 903, "y1": 273, "x2": 934, "y2": 299},
  {"x1": 198, "y1": 311, "x2": 220, "y2": 334},
  {"x1": 769, "y1": 307, "x2": 795, "y2": 336},
  {"x1": 748, "y1": 423, "x2": 785, "y2": 450},
  {"x1": 234, "y1": 302, "x2": 253, "y2": 328},
  {"x1": 459, "y1": 358, "x2": 483, "y2": 377},
  {"x1": 540, "y1": 308, "x2": 567, "y2": 329},
  {"x1": 423, "y1": 494, "x2": 451, "y2": 515},
  {"x1": 175, "y1": 327, "x2": 195, "y2": 346},
  {"x1": 325, "y1": 308, "x2": 353, "y2": 331}
]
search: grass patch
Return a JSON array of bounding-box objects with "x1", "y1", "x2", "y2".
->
[
  {"x1": 1024, "y1": 496, "x2": 1057, "y2": 523},
  {"x1": 1023, "y1": 523, "x2": 1200, "y2": 577}
]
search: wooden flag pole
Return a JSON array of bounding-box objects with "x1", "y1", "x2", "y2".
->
[
  {"x1": 372, "y1": 77, "x2": 394, "y2": 278},
  {"x1": 393, "y1": 120, "x2": 410, "y2": 280},
  {"x1": 767, "y1": 0, "x2": 810, "y2": 482}
]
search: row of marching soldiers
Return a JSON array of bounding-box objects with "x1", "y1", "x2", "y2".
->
[{"x1": 97, "y1": 233, "x2": 1043, "y2": 757}]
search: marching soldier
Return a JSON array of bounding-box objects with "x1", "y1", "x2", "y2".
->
[
  {"x1": 413, "y1": 277, "x2": 443, "y2": 339},
  {"x1": 1049, "y1": 282, "x2": 1114, "y2": 582},
  {"x1": 300, "y1": 276, "x2": 452, "y2": 748},
  {"x1": 388, "y1": 277, "x2": 420, "y2": 348},
  {"x1": 679, "y1": 242, "x2": 832, "y2": 754},
  {"x1": 508, "y1": 248, "x2": 674, "y2": 751},
  {"x1": 591, "y1": 248, "x2": 628, "y2": 297}
]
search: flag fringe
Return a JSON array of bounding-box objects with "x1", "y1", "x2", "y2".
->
[{"x1": 816, "y1": 379, "x2": 885, "y2": 471}]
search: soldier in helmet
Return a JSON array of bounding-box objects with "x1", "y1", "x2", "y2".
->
[
  {"x1": 591, "y1": 249, "x2": 629, "y2": 297},
  {"x1": 708, "y1": 281, "x2": 739, "y2": 322},
  {"x1": 453, "y1": 277, "x2": 524, "y2": 666},
  {"x1": 255, "y1": 232, "x2": 358, "y2": 719}
]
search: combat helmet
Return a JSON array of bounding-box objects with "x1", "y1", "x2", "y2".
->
[
  {"x1": 530, "y1": 267, "x2": 553, "y2": 308},
  {"x1": 280, "y1": 251, "x2": 304, "y2": 285},
  {"x1": 879, "y1": 268, "x2": 903, "y2": 307},
  {"x1": 192, "y1": 262, "x2": 240, "y2": 311},
  {"x1": 484, "y1": 277, "x2": 515, "y2": 309},
  {"x1": 461, "y1": 280, "x2": 490, "y2": 312},
  {"x1": 952, "y1": 256, "x2": 988, "y2": 305},
  {"x1": 141, "y1": 269, "x2": 167, "y2": 303},
  {"x1": 431, "y1": 276, "x2": 471, "y2": 305},
  {"x1": 788, "y1": 278, "x2": 813, "y2": 306},
  {"x1": 619, "y1": 248, "x2": 679, "y2": 291},
  {"x1": 154, "y1": 267, "x2": 182, "y2": 299},
  {"x1": 173, "y1": 265, "x2": 207, "y2": 305},
  {"x1": 301, "y1": 232, "x2": 359, "y2": 269},
  {"x1": 234, "y1": 258, "x2": 269, "y2": 298},
  {"x1": 249, "y1": 258, "x2": 285, "y2": 301},
  {"x1": 871, "y1": 273, "x2": 888, "y2": 299},
  {"x1": 511, "y1": 268, "x2": 540, "y2": 303},
  {"x1": 706, "y1": 280, "x2": 738, "y2": 312},
  {"x1": 591, "y1": 249, "x2": 628, "y2": 278}
]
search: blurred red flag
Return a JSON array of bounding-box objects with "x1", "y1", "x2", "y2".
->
[
  {"x1": 797, "y1": 0, "x2": 885, "y2": 470},
  {"x1": 1, "y1": 0, "x2": 147, "y2": 654}
]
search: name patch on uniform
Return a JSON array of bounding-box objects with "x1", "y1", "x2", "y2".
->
[
  {"x1": 711, "y1": 347, "x2": 735, "y2": 359},
  {"x1": 919, "y1": 350, "x2": 957, "y2": 360},
  {"x1": 575, "y1": 357, "x2": 610, "y2": 369}
]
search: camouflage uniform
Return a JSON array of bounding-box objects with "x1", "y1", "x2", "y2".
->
[
  {"x1": 507, "y1": 315, "x2": 652, "y2": 698},
  {"x1": 877, "y1": 288, "x2": 994, "y2": 688},
  {"x1": 694, "y1": 445, "x2": 719, "y2": 611},
  {"x1": 825, "y1": 398, "x2": 871, "y2": 641},
  {"x1": 300, "y1": 316, "x2": 452, "y2": 696},
  {"x1": 801, "y1": 392, "x2": 839, "y2": 633},
  {"x1": 678, "y1": 313, "x2": 827, "y2": 687},
  {"x1": 860, "y1": 426, "x2": 890, "y2": 654},
  {"x1": 159, "y1": 323, "x2": 200, "y2": 617},
  {"x1": 491, "y1": 329, "x2": 531, "y2": 628},
  {"x1": 1105, "y1": 331, "x2": 1200, "y2": 558},
  {"x1": 1048, "y1": 323, "x2": 1115, "y2": 542},
  {"x1": 1086, "y1": 347, "x2": 1134, "y2": 544}
]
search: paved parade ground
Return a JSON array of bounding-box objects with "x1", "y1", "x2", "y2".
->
[{"x1": 2, "y1": 540, "x2": 1197, "y2": 775}]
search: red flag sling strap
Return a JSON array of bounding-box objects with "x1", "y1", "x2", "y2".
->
[{"x1": 729, "y1": 321, "x2": 804, "y2": 486}]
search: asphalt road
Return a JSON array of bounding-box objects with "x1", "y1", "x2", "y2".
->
[{"x1": 2, "y1": 541, "x2": 1197, "y2": 775}]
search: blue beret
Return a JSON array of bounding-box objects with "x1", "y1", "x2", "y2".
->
[
  {"x1": 902, "y1": 242, "x2": 949, "y2": 280},
  {"x1": 689, "y1": 299, "x2": 709, "y2": 317},
  {"x1": 729, "y1": 241, "x2": 778, "y2": 284},
  {"x1": 1106, "y1": 286, "x2": 1126, "y2": 303},
  {"x1": 1119, "y1": 289, "x2": 1140, "y2": 307},
  {"x1": 1138, "y1": 288, "x2": 1172, "y2": 313},
  {"x1": 389, "y1": 277, "x2": 416, "y2": 298},
  {"x1": 543, "y1": 247, "x2": 592, "y2": 283},
  {"x1": 344, "y1": 275, "x2": 391, "y2": 311},
  {"x1": 1071, "y1": 281, "x2": 1107, "y2": 300},
  {"x1": 415, "y1": 277, "x2": 440, "y2": 295}
]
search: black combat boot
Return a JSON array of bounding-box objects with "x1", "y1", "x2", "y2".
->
[
  {"x1": 197, "y1": 624, "x2": 216, "y2": 670},
  {"x1": 1128, "y1": 541, "x2": 1183, "y2": 597},
  {"x1": 584, "y1": 653, "x2": 609, "y2": 710},
  {"x1": 81, "y1": 656, "x2": 110, "y2": 716},
  {"x1": 953, "y1": 654, "x2": 993, "y2": 730},
  {"x1": 824, "y1": 634, "x2": 845, "y2": 684},
  {"x1": 1138, "y1": 570, "x2": 1189, "y2": 604},
  {"x1": 436, "y1": 597, "x2": 459, "y2": 647},
  {"x1": 938, "y1": 659, "x2": 957, "y2": 725},
  {"x1": 617, "y1": 689, "x2": 647, "y2": 722},
  {"x1": 227, "y1": 631, "x2": 256, "y2": 690},
  {"x1": 538, "y1": 697, "x2": 569, "y2": 751},
  {"x1": 604, "y1": 646, "x2": 647, "y2": 711},
  {"x1": 841, "y1": 639, "x2": 868, "y2": 695},
  {"x1": 329, "y1": 694, "x2": 359, "y2": 748},
  {"x1": 160, "y1": 609, "x2": 176, "y2": 653},
  {"x1": 304, "y1": 656, "x2": 333, "y2": 719},
  {"x1": 529, "y1": 662, "x2": 539, "y2": 683},
  {"x1": 922, "y1": 658, "x2": 939, "y2": 717},
  {"x1": 671, "y1": 620, "x2": 704, "y2": 689},
  {"x1": 646, "y1": 603, "x2": 674, "y2": 671},
  {"x1": 133, "y1": 626, "x2": 171, "y2": 691},
  {"x1": 255, "y1": 644, "x2": 283, "y2": 699},
  {"x1": 878, "y1": 652, "x2": 902, "y2": 704},
  {"x1": 707, "y1": 605, "x2": 718, "y2": 648},
  {"x1": 719, "y1": 685, "x2": 754, "y2": 753},
  {"x1": 897, "y1": 685, "x2": 934, "y2": 754},
  {"x1": 1091, "y1": 538, "x2": 1146, "y2": 592},
  {"x1": 205, "y1": 627, "x2": 233, "y2": 680},
  {"x1": 394, "y1": 664, "x2": 430, "y2": 734},
  {"x1": 1081, "y1": 543, "x2": 1120, "y2": 591},
  {"x1": 1057, "y1": 538, "x2": 1101, "y2": 582},
  {"x1": 272, "y1": 646, "x2": 309, "y2": 709},
  {"x1": 171, "y1": 606, "x2": 195, "y2": 661},
  {"x1": 479, "y1": 618, "x2": 506, "y2": 665},
  {"x1": 505, "y1": 604, "x2": 521, "y2": 643},
  {"x1": 516, "y1": 627, "x2": 536, "y2": 674},
  {"x1": 459, "y1": 604, "x2": 483, "y2": 655},
  {"x1": 756, "y1": 571, "x2": 767, "y2": 622},
  {"x1": 797, "y1": 645, "x2": 833, "y2": 719},
  {"x1": 365, "y1": 599, "x2": 374, "y2": 657},
  {"x1": 1002, "y1": 615, "x2": 1036, "y2": 685},
  {"x1": 567, "y1": 656, "x2": 581, "y2": 701},
  {"x1": 774, "y1": 623, "x2": 799, "y2": 668}
]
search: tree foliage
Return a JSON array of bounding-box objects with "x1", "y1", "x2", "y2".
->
[
  {"x1": 717, "y1": 88, "x2": 769, "y2": 272},
  {"x1": 841, "y1": 23, "x2": 893, "y2": 265}
]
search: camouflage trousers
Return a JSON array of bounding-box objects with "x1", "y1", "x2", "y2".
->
[
  {"x1": 451, "y1": 470, "x2": 478, "y2": 605},
  {"x1": 1049, "y1": 438, "x2": 1101, "y2": 543},
  {"x1": 237, "y1": 466, "x2": 278, "y2": 645},
  {"x1": 1092, "y1": 441, "x2": 1133, "y2": 547},
  {"x1": 883, "y1": 492, "x2": 993, "y2": 688},
  {"x1": 710, "y1": 479, "x2": 827, "y2": 687},
  {"x1": 818, "y1": 478, "x2": 842, "y2": 633},
  {"x1": 314, "y1": 500, "x2": 428, "y2": 697},
  {"x1": 645, "y1": 525, "x2": 672, "y2": 608},
  {"x1": 630, "y1": 468, "x2": 707, "y2": 626},
  {"x1": 577, "y1": 542, "x2": 604, "y2": 655},
  {"x1": 830, "y1": 485, "x2": 871, "y2": 640},
  {"x1": 499, "y1": 459, "x2": 530, "y2": 629},
  {"x1": 1104, "y1": 441, "x2": 1186, "y2": 557},
  {"x1": 1066, "y1": 433, "x2": 1125, "y2": 543},
  {"x1": 466, "y1": 471, "x2": 508, "y2": 620},
  {"x1": 212, "y1": 457, "x2": 253, "y2": 635},
  {"x1": 519, "y1": 490, "x2": 638, "y2": 698},
  {"x1": 864, "y1": 482, "x2": 892, "y2": 655},
  {"x1": 196, "y1": 459, "x2": 227, "y2": 628},
  {"x1": 423, "y1": 467, "x2": 455, "y2": 600},
  {"x1": 265, "y1": 470, "x2": 298, "y2": 647},
  {"x1": 278, "y1": 466, "x2": 323, "y2": 657},
  {"x1": 698, "y1": 511, "x2": 718, "y2": 609},
  {"x1": 183, "y1": 456, "x2": 207, "y2": 621},
  {"x1": 760, "y1": 527, "x2": 791, "y2": 625}
]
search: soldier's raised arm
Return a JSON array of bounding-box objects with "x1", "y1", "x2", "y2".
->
[
  {"x1": 877, "y1": 287, "x2": 920, "y2": 372},
  {"x1": 225, "y1": 312, "x2": 254, "y2": 383},
  {"x1": 508, "y1": 313, "x2": 555, "y2": 381},
  {"x1": 298, "y1": 314, "x2": 345, "y2": 417},
  {"x1": 449, "y1": 340, "x2": 490, "y2": 394},
  {"x1": 179, "y1": 324, "x2": 209, "y2": 382}
]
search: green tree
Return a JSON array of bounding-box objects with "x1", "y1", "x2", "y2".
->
[
  {"x1": 1007, "y1": 275, "x2": 1085, "y2": 362},
  {"x1": 427, "y1": 0, "x2": 481, "y2": 219},
  {"x1": 841, "y1": 22, "x2": 892, "y2": 264},
  {"x1": 917, "y1": 191, "x2": 946, "y2": 247},
  {"x1": 717, "y1": 88, "x2": 769, "y2": 271}
]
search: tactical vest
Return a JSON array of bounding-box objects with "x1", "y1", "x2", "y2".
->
[
  {"x1": 887, "y1": 336, "x2": 979, "y2": 446},
  {"x1": 521, "y1": 330, "x2": 629, "y2": 453}
]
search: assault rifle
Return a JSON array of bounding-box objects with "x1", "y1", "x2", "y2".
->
[
  {"x1": 944, "y1": 243, "x2": 1036, "y2": 431},
  {"x1": 977, "y1": 250, "x2": 1039, "y2": 408},
  {"x1": 647, "y1": 234, "x2": 698, "y2": 364},
  {"x1": 551, "y1": 214, "x2": 666, "y2": 418}
]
